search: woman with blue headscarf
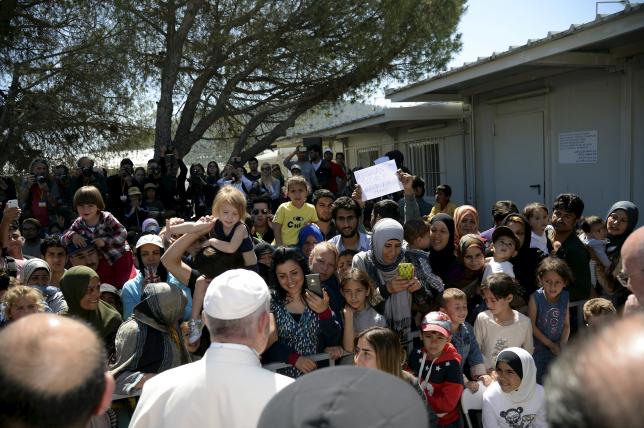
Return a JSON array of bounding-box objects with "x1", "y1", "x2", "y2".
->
[
  {"x1": 297, "y1": 223, "x2": 323, "y2": 259},
  {"x1": 596, "y1": 201, "x2": 639, "y2": 308}
]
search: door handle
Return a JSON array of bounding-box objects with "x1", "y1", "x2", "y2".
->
[{"x1": 529, "y1": 184, "x2": 541, "y2": 195}]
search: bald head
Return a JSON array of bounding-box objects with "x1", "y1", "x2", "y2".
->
[
  {"x1": 621, "y1": 226, "x2": 644, "y2": 301},
  {"x1": 546, "y1": 313, "x2": 644, "y2": 427},
  {"x1": 0, "y1": 314, "x2": 110, "y2": 428}
]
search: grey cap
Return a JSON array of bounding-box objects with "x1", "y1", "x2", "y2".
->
[{"x1": 258, "y1": 366, "x2": 428, "y2": 428}]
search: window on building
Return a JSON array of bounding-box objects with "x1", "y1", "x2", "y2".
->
[
  {"x1": 356, "y1": 147, "x2": 380, "y2": 168},
  {"x1": 406, "y1": 138, "x2": 443, "y2": 193}
]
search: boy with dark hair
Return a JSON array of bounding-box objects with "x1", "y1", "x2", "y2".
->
[
  {"x1": 370, "y1": 199, "x2": 399, "y2": 228},
  {"x1": 481, "y1": 200, "x2": 519, "y2": 242},
  {"x1": 408, "y1": 311, "x2": 464, "y2": 428},
  {"x1": 551, "y1": 193, "x2": 591, "y2": 303},
  {"x1": 404, "y1": 219, "x2": 430, "y2": 251},
  {"x1": 312, "y1": 189, "x2": 337, "y2": 239},
  {"x1": 40, "y1": 235, "x2": 67, "y2": 287},
  {"x1": 427, "y1": 184, "x2": 457, "y2": 220}
]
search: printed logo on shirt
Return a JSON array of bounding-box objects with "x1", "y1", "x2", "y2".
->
[
  {"x1": 499, "y1": 407, "x2": 535, "y2": 428},
  {"x1": 287, "y1": 216, "x2": 305, "y2": 229}
]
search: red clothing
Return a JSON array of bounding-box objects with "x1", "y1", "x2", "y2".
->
[
  {"x1": 326, "y1": 162, "x2": 346, "y2": 194},
  {"x1": 28, "y1": 186, "x2": 50, "y2": 226},
  {"x1": 96, "y1": 250, "x2": 134, "y2": 289},
  {"x1": 414, "y1": 343, "x2": 464, "y2": 426}
]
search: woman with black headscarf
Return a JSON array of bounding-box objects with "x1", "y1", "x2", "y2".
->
[
  {"x1": 110, "y1": 282, "x2": 191, "y2": 396},
  {"x1": 428, "y1": 214, "x2": 457, "y2": 281},
  {"x1": 60, "y1": 266, "x2": 122, "y2": 357},
  {"x1": 596, "y1": 201, "x2": 639, "y2": 308}
]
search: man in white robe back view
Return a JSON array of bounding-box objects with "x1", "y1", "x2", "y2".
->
[{"x1": 130, "y1": 269, "x2": 293, "y2": 428}]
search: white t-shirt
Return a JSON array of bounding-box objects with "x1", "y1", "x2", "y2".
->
[
  {"x1": 474, "y1": 310, "x2": 534, "y2": 370},
  {"x1": 482, "y1": 260, "x2": 515, "y2": 282}
]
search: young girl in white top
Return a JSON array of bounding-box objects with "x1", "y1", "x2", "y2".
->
[
  {"x1": 474, "y1": 273, "x2": 534, "y2": 375},
  {"x1": 482, "y1": 347, "x2": 547, "y2": 428},
  {"x1": 524, "y1": 202, "x2": 551, "y2": 255}
]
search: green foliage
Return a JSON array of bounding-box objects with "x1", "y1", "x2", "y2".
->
[
  {"x1": 121, "y1": 0, "x2": 465, "y2": 162},
  {"x1": 0, "y1": 0, "x2": 146, "y2": 171}
]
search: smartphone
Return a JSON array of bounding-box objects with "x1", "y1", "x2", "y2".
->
[
  {"x1": 6, "y1": 199, "x2": 18, "y2": 209},
  {"x1": 398, "y1": 262, "x2": 414, "y2": 280},
  {"x1": 305, "y1": 273, "x2": 324, "y2": 298}
]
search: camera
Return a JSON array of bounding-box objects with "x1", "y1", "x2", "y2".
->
[
  {"x1": 82, "y1": 167, "x2": 94, "y2": 178},
  {"x1": 36, "y1": 175, "x2": 47, "y2": 185}
]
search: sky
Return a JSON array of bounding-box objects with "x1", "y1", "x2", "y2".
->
[{"x1": 373, "y1": 0, "x2": 640, "y2": 104}]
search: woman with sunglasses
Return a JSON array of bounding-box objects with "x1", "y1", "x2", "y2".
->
[{"x1": 254, "y1": 162, "x2": 281, "y2": 211}]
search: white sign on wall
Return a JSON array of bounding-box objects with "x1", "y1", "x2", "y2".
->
[{"x1": 559, "y1": 130, "x2": 598, "y2": 164}]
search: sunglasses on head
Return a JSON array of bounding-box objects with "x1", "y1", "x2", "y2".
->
[{"x1": 252, "y1": 208, "x2": 269, "y2": 215}]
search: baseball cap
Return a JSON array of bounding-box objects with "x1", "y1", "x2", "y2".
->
[
  {"x1": 420, "y1": 311, "x2": 452, "y2": 337},
  {"x1": 142, "y1": 218, "x2": 160, "y2": 234},
  {"x1": 135, "y1": 234, "x2": 163, "y2": 249},
  {"x1": 290, "y1": 164, "x2": 302, "y2": 172},
  {"x1": 128, "y1": 187, "x2": 142, "y2": 196},
  {"x1": 203, "y1": 269, "x2": 269, "y2": 320},
  {"x1": 492, "y1": 225, "x2": 521, "y2": 249},
  {"x1": 100, "y1": 283, "x2": 121, "y2": 296},
  {"x1": 144, "y1": 182, "x2": 157, "y2": 191}
]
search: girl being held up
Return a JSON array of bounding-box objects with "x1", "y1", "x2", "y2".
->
[
  {"x1": 528, "y1": 257, "x2": 571, "y2": 384},
  {"x1": 171, "y1": 186, "x2": 257, "y2": 343},
  {"x1": 61, "y1": 186, "x2": 134, "y2": 288}
]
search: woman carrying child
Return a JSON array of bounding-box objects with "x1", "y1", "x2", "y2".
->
[
  {"x1": 482, "y1": 347, "x2": 547, "y2": 428},
  {"x1": 595, "y1": 201, "x2": 639, "y2": 308},
  {"x1": 264, "y1": 247, "x2": 342, "y2": 378},
  {"x1": 528, "y1": 257, "x2": 571, "y2": 384},
  {"x1": 352, "y1": 218, "x2": 423, "y2": 353}
]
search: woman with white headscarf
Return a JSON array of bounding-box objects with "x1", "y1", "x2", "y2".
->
[
  {"x1": 352, "y1": 218, "x2": 423, "y2": 353},
  {"x1": 482, "y1": 347, "x2": 547, "y2": 428}
]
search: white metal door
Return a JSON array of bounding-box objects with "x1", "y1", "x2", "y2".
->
[{"x1": 493, "y1": 111, "x2": 545, "y2": 208}]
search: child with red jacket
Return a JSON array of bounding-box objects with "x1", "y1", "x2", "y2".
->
[{"x1": 408, "y1": 311, "x2": 464, "y2": 428}]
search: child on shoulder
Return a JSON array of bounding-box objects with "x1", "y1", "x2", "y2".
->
[
  {"x1": 61, "y1": 186, "x2": 133, "y2": 288},
  {"x1": 482, "y1": 226, "x2": 519, "y2": 283},
  {"x1": 169, "y1": 185, "x2": 258, "y2": 343},
  {"x1": 474, "y1": 273, "x2": 533, "y2": 375},
  {"x1": 273, "y1": 176, "x2": 318, "y2": 247},
  {"x1": 407, "y1": 311, "x2": 464, "y2": 428},
  {"x1": 528, "y1": 257, "x2": 571, "y2": 384}
]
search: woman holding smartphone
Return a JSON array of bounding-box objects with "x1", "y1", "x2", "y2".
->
[
  {"x1": 263, "y1": 247, "x2": 342, "y2": 378},
  {"x1": 352, "y1": 218, "x2": 423, "y2": 353}
]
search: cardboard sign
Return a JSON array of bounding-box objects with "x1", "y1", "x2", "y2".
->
[{"x1": 354, "y1": 160, "x2": 403, "y2": 201}]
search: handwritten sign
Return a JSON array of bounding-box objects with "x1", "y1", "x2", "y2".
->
[
  {"x1": 354, "y1": 160, "x2": 403, "y2": 201},
  {"x1": 559, "y1": 131, "x2": 597, "y2": 164}
]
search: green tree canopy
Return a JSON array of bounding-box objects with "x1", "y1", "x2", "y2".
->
[
  {"x1": 120, "y1": 0, "x2": 465, "y2": 162},
  {"x1": 0, "y1": 0, "x2": 145, "y2": 171}
]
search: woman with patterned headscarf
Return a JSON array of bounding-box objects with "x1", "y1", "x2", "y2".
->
[{"x1": 110, "y1": 282, "x2": 191, "y2": 396}]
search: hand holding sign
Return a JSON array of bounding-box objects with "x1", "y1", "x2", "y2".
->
[{"x1": 353, "y1": 160, "x2": 403, "y2": 201}]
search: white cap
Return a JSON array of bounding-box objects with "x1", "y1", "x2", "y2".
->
[
  {"x1": 203, "y1": 269, "x2": 270, "y2": 320},
  {"x1": 136, "y1": 234, "x2": 164, "y2": 249}
]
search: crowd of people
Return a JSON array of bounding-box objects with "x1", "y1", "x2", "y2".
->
[{"x1": 0, "y1": 145, "x2": 642, "y2": 428}]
